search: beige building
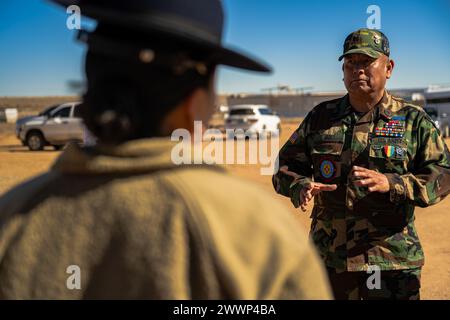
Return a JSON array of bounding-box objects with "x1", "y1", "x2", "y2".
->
[
  {"x1": 226, "y1": 92, "x2": 345, "y2": 117},
  {"x1": 222, "y1": 88, "x2": 425, "y2": 118}
]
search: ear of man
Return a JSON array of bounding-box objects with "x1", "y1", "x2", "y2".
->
[{"x1": 386, "y1": 57, "x2": 394, "y2": 79}]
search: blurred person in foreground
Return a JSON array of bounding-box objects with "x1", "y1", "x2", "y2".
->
[
  {"x1": 273, "y1": 28, "x2": 450, "y2": 300},
  {"x1": 0, "y1": 0, "x2": 331, "y2": 299}
]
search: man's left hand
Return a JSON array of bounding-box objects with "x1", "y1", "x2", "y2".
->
[{"x1": 352, "y1": 166, "x2": 389, "y2": 193}]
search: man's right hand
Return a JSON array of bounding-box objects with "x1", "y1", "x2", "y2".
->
[
  {"x1": 299, "y1": 182, "x2": 337, "y2": 212},
  {"x1": 279, "y1": 166, "x2": 337, "y2": 212}
]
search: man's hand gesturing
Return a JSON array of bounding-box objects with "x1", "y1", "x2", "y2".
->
[
  {"x1": 299, "y1": 182, "x2": 338, "y2": 211},
  {"x1": 279, "y1": 166, "x2": 337, "y2": 212}
]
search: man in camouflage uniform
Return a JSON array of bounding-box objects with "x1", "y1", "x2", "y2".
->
[{"x1": 273, "y1": 28, "x2": 450, "y2": 300}]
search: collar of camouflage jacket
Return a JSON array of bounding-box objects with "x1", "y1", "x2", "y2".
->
[
  {"x1": 334, "y1": 91, "x2": 401, "y2": 121},
  {"x1": 52, "y1": 137, "x2": 226, "y2": 175}
]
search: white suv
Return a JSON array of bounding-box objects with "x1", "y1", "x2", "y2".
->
[{"x1": 225, "y1": 104, "x2": 281, "y2": 139}]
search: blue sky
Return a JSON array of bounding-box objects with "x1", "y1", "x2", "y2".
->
[{"x1": 0, "y1": 0, "x2": 449, "y2": 96}]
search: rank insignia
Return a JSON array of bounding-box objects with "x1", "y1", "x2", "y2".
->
[
  {"x1": 384, "y1": 145, "x2": 395, "y2": 158},
  {"x1": 319, "y1": 159, "x2": 335, "y2": 180}
]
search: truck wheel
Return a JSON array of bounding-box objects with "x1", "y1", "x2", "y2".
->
[{"x1": 26, "y1": 132, "x2": 45, "y2": 151}]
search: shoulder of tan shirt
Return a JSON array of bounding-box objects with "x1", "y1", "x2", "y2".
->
[
  {"x1": 0, "y1": 161, "x2": 332, "y2": 299},
  {"x1": 160, "y1": 167, "x2": 332, "y2": 299}
]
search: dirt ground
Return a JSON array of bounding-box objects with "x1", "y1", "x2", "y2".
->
[{"x1": 0, "y1": 121, "x2": 448, "y2": 300}]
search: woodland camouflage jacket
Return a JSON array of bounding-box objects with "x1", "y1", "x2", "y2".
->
[{"x1": 273, "y1": 91, "x2": 450, "y2": 272}]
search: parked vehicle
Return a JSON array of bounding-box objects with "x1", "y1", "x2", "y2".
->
[
  {"x1": 16, "y1": 102, "x2": 85, "y2": 151},
  {"x1": 423, "y1": 88, "x2": 450, "y2": 138},
  {"x1": 225, "y1": 104, "x2": 281, "y2": 138}
]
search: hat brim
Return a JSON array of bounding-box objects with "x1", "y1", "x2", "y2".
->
[
  {"x1": 338, "y1": 48, "x2": 383, "y2": 61},
  {"x1": 49, "y1": 0, "x2": 272, "y2": 73},
  {"x1": 208, "y1": 46, "x2": 272, "y2": 73}
]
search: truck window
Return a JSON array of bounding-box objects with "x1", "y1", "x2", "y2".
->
[
  {"x1": 258, "y1": 108, "x2": 273, "y2": 115},
  {"x1": 52, "y1": 106, "x2": 71, "y2": 118},
  {"x1": 229, "y1": 109, "x2": 255, "y2": 115}
]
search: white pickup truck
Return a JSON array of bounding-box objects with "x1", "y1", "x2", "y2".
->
[
  {"x1": 224, "y1": 104, "x2": 281, "y2": 139},
  {"x1": 16, "y1": 102, "x2": 86, "y2": 151}
]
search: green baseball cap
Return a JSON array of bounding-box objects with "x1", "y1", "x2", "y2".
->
[{"x1": 338, "y1": 28, "x2": 390, "y2": 61}]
